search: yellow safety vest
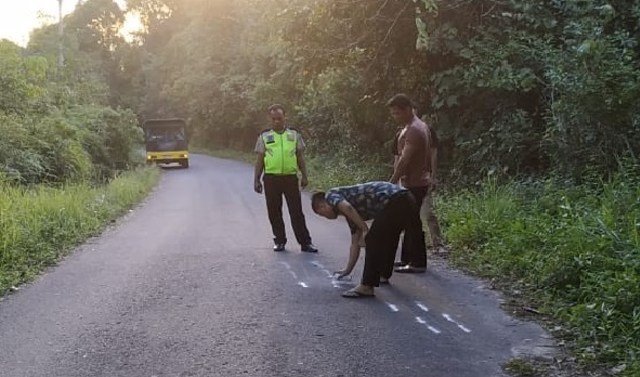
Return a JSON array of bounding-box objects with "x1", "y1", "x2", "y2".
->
[{"x1": 262, "y1": 128, "x2": 299, "y2": 175}]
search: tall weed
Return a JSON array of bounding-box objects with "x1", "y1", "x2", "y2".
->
[
  {"x1": 439, "y1": 163, "x2": 640, "y2": 373},
  {"x1": 0, "y1": 167, "x2": 159, "y2": 295}
]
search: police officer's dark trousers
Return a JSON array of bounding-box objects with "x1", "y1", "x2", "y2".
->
[
  {"x1": 263, "y1": 174, "x2": 312, "y2": 246},
  {"x1": 362, "y1": 192, "x2": 425, "y2": 287}
]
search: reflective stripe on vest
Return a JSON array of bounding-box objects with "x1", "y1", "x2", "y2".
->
[{"x1": 262, "y1": 129, "x2": 298, "y2": 175}]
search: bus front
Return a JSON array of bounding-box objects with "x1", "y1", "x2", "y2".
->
[{"x1": 143, "y1": 119, "x2": 189, "y2": 168}]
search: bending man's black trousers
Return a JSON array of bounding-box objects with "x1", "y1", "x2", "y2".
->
[{"x1": 362, "y1": 192, "x2": 426, "y2": 287}]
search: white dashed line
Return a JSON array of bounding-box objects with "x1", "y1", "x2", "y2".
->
[
  {"x1": 298, "y1": 282, "x2": 309, "y2": 288},
  {"x1": 385, "y1": 302, "x2": 399, "y2": 312},
  {"x1": 427, "y1": 325, "x2": 442, "y2": 334},
  {"x1": 442, "y1": 313, "x2": 472, "y2": 333},
  {"x1": 416, "y1": 317, "x2": 441, "y2": 334},
  {"x1": 310, "y1": 261, "x2": 334, "y2": 278},
  {"x1": 415, "y1": 301, "x2": 430, "y2": 312}
]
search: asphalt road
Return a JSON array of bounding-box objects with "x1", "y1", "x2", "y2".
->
[{"x1": 0, "y1": 154, "x2": 556, "y2": 377}]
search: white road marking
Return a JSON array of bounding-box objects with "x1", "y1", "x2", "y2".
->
[
  {"x1": 416, "y1": 317, "x2": 441, "y2": 334},
  {"x1": 427, "y1": 325, "x2": 442, "y2": 334},
  {"x1": 280, "y1": 262, "x2": 291, "y2": 270},
  {"x1": 309, "y1": 260, "x2": 334, "y2": 278},
  {"x1": 385, "y1": 302, "x2": 399, "y2": 312},
  {"x1": 309, "y1": 260, "x2": 353, "y2": 288},
  {"x1": 298, "y1": 282, "x2": 309, "y2": 288},
  {"x1": 310, "y1": 261, "x2": 334, "y2": 278},
  {"x1": 288, "y1": 270, "x2": 298, "y2": 279},
  {"x1": 442, "y1": 313, "x2": 472, "y2": 333},
  {"x1": 415, "y1": 301, "x2": 430, "y2": 312}
]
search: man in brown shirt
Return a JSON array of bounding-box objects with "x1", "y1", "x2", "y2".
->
[
  {"x1": 392, "y1": 119, "x2": 446, "y2": 256},
  {"x1": 388, "y1": 94, "x2": 431, "y2": 273}
]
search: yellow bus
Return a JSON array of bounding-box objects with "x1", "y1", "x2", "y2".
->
[{"x1": 143, "y1": 119, "x2": 189, "y2": 169}]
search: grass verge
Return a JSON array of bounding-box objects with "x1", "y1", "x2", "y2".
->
[
  {"x1": 0, "y1": 166, "x2": 160, "y2": 296},
  {"x1": 439, "y1": 169, "x2": 640, "y2": 376}
]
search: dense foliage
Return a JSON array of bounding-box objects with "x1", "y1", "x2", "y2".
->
[
  {"x1": 119, "y1": 0, "x2": 640, "y2": 184},
  {"x1": 0, "y1": 0, "x2": 142, "y2": 185},
  {"x1": 5, "y1": 0, "x2": 638, "y2": 188}
]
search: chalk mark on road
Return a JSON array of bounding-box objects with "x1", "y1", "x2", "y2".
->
[
  {"x1": 415, "y1": 301, "x2": 430, "y2": 313},
  {"x1": 443, "y1": 313, "x2": 472, "y2": 333},
  {"x1": 309, "y1": 260, "x2": 336, "y2": 278},
  {"x1": 385, "y1": 302, "x2": 400, "y2": 312},
  {"x1": 416, "y1": 316, "x2": 442, "y2": 334}
]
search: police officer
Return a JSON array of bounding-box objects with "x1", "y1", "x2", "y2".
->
[{"x1": 254, "y1": 104, "x2": 318, "y2": 253}]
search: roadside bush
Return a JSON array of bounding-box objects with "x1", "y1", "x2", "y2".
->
[
  {"x1": 0, "y1": 107, "x2": 142, "y2": 185},
  {"x1": 439, "y1": 161, "x2": 640, "y2": 373},
  {"x1": 66, "y1": 105, "x2": 144, "y2": 181},
  {"x1": 0, "y1": 167, "x2": 159, "y2": 295},
  {"x1": 0, "y1": 115, "x2": 79, "y2": 185},
  {"x1": 306, "y1": 152, "x2": 388, "y2": 191}
]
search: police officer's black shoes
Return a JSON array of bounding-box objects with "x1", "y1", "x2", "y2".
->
[
  {"x1": 273, "y1": 243, "x2": 285, "y2": 252},
  {"x1": 301, "y1": 244, "x2": 318, "y2": 253}
]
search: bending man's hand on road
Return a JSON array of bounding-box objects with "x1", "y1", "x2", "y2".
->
[{"x1": 334, "y1": 270, "x2": 351, "y2": 280}]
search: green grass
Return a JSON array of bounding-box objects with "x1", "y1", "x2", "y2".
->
[
  {"x1": 503, "y1": 359, "x2": 543, "y2": 377},
  {"x1": 0, "y1": 166, "x2": 160, "y2": 295},
  {"x1": 439, "y1": 171, "x2": 640, "y2": 375},
  {"x1": 306, "y1": 154, "x2": 388, "y2": 191}
]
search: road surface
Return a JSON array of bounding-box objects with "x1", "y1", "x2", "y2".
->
[{"x1": 0, "y1": 154, "x2": 556, "y2": 377}]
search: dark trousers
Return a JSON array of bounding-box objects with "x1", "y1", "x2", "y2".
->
[
  {"x1": 263, "y1": 174, "x2": 312, "y2": 245},
  {"x1": 362, "y1": 192, "x2": 425, "y2": 287},
  {"x1": 399, "y1": 186, "x2": 428, "y2": 267}
]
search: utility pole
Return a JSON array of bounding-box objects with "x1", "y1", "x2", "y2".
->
[{"x1": 57, "y1": 0, "x2": 64, "y2": 68}]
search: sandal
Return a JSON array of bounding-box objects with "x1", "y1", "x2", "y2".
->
[{"x1": 341, "y1": 288, "x2": 375, "y2": 298}]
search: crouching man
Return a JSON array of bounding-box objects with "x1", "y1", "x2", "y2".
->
[{"x1": 311, "y1": 181, "x2": 426, "y2": 298}]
